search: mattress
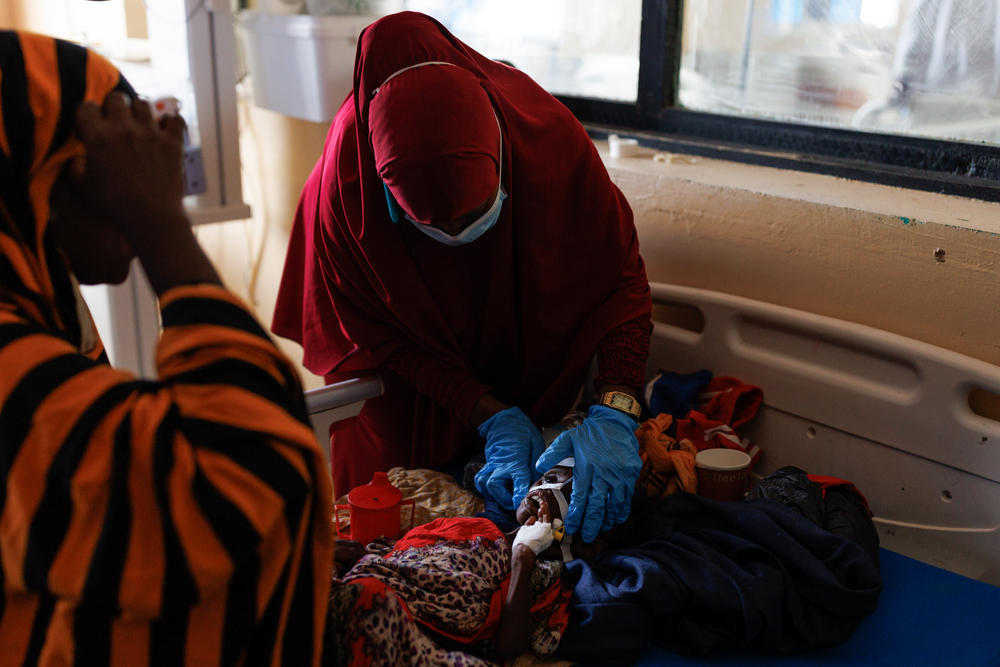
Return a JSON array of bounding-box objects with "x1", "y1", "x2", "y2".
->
[{"x1": 633, "y1": 549, "x2": 1000, "y2": 666}]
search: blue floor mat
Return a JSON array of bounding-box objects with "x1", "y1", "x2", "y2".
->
[{"x1": 628, "y1": 549, "x2": 1000, "y2": 666}]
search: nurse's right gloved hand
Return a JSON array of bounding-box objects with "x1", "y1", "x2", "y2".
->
[
  {"x1": 475, "y1": 406, "x2": 545, "y2": 510},
  {"x1": 534, "y1": 405, "x2": 641, "y2": 543}
]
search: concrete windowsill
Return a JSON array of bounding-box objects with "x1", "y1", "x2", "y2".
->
[{"x1": 595, "y1": 140, "x2": 1000, "y2": 236}]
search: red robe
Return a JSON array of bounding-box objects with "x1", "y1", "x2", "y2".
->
[{"x1": 273, "y1": 12, "x2": 651, "y2": 496}]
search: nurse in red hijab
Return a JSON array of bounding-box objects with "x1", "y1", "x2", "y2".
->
[{"x1": 273, "y1": 12, "x2": 652, "y2": 543}]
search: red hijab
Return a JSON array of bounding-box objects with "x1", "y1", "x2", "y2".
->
[
  {"x1": 370, "y1": 62, "x2": 501, "y2": 225},
  {"x1": 273, "y1": 12, "x2": 650, "y2": 486}
]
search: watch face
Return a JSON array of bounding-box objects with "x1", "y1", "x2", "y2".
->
[
  {"x1": 604, "y1": 392, "x2": 638, "y2": 417},
  {"x1": 610, "y1": 394, "x2": 634, "y2": 410}
]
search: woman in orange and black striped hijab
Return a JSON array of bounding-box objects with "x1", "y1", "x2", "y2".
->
[
  {"x1": 0, "y1": 31, "x2": 332, "y2": 665},
  {"x1": 0, "y1": 30, "x2": 132, "y2": 350}
]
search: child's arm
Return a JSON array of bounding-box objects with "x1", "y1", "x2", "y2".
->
[
  {"x1": 496, "y1": 542, "x2": 538, "y2": 657},
  {"x1": 496, "y1": 496, "x2": 556, "y2": 657}
]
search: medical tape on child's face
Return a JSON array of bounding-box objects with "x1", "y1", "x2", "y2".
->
[
  {"x1": 533, "y1": 478, "x2": 574, "y2": 562},
  {"x1": 534, "y1": 479, "x2": 570, "y2": 520}
]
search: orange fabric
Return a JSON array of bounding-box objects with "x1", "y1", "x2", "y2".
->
[
  {"x1": 0, "y1": 32, "x2": 331, "y2": 665},
  {"x1": 635, "y1": 414, "x2": 699, "y2": 499},
  {"x1": 22, "y1": 34, "x2": 60, "y2": 187},
  {"x1": 0, "y1": 594, "x2": 38, "y2": 661}
]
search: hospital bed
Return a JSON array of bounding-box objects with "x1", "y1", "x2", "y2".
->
[{"x1": 305, "y1": 281, "x2": 1000, "y2": 666}]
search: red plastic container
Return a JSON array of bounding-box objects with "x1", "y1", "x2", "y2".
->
[{"x1": 334, "y1": 472, "x2": 415, "y2": 545}]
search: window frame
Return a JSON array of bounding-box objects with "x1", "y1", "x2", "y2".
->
[
  {"x1": 555, "y1": 0, "x2": 1000, "y2": 203},
  {"x1": 177, "y1": 0, "x2": 251, "y2": 224}
]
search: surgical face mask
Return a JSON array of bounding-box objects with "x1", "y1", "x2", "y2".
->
[
  {"x1": 385, "y1": 108, "x2": 505, "y2": 246},
  {"x1": 406, "y1": 186, "x2": 506, "y2": 246}
]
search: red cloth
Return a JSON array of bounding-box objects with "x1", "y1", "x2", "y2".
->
[
  {"x1": 393, "y1": 516, "x2": 504, "y2": 551},
  {"x1": 699, "y1": 376, "x2": 764, "y2": 429},
  {"x1": 674, "y1": 377, "x2": 764, "y2": 462},
  {"x1": 272, "y1": 12, "x2": 651, "y2": 495},
  {"x1": 807, "y1": 474, "x2": 873, "y2": 515}
]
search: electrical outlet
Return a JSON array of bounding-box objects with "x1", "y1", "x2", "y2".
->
[{"x1": 183, "y1": 145, "x2": 207, "y2": 196}]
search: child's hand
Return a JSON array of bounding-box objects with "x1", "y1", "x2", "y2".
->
[
  {"x1": 513, "y1": 516, "x2": 554, "y2": 556},
  {"x1": 534, "y1": 493, "x2": 552, "y2": 523},
  {"x1": 333, "y1": 538, "x2": 366, "y2": 576}
]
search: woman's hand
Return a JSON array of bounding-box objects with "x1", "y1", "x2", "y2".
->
[
  {"x1": 474, "y1": 406, "x2": 545, "y2": 509},
  {"x1": 534, "y1": 404, "x2": 642, "y2": 543},
  {"x1": 70, "y1": 93, "x2": 219, "y2": 294},
  {"x1": 72, "y1": 93, "x2": 187, "y2": 239},
  {"x1": 470, "y1": 392, "x2": 507, "y2": 428}
]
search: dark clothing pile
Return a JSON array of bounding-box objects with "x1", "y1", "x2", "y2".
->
[
  {"x1": 747, "y1": 466, "x2": 881, "y2": 568},
  {"x1": 557, "y1": 469, "x2": 882, "y2": 664}
]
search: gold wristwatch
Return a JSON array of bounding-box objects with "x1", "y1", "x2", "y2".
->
[{"x1": 596, "y1": 391, "x2": 641, "y2": 420}]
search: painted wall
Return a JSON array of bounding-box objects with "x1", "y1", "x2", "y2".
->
[
  {"x1": 606, "y1": 147, "x2": 1000, "y2": 368},
  {"x1": 193, "y1": 99, "x2": 330, "y2": 389},
  {"x1": 1, "y1": 0, "x2": 70, "y2": 35},
  {"x1": 1, "y1": 0, "x2": 143, "y2": 48}
]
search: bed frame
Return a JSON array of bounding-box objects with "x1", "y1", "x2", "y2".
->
[
  {"x1": 646, "y1": 281, "x2": 1000, "y2": 587},
  {"x1": 303, "y1": 375, "x2": 383, "y2": 462},
  {"x1": 304, "y1": 281, "x2": 1000, "y2": 664}
]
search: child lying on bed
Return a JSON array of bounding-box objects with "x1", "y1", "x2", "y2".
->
[
  {"x1": 326, "y1": 459, "x2": 580, "y2": 666},
  {"x1": 326, "y1": 459, "x2": 882, "y2": 666}
]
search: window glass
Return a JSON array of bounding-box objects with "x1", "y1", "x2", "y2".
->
[
  {"x1": 31, "y1": 0, "x2": 249, "y2": 223},
  {"x1": 402, "y1": 0, "x2": 642, "y2": 102},
  {"x1": 679, "y1": 0, "x2": 1000, "y2": 145},
  {"x1": 52, "y1": 1, "x2": 201, "y2": 147}
]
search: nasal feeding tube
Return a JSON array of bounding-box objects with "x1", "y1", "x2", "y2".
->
[{"x1": 532, "y1": 478, "x2": 574, "y2": 561}]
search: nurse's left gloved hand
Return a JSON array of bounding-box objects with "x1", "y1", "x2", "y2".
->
[
  {"x1": 475, "y1": 406, "x2": 546, "y2": 510},
  {"x1": 534, "y1": 405, "x2": 641, "y2": 543}
]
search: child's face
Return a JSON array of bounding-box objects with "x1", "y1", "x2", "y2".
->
[{"x1": 515, "y1": 465, "x2": 573, "y2": 525}]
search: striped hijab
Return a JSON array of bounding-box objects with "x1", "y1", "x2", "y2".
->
[{"x1": 0, "y1": 30, "x2": 132, "y2": 351}]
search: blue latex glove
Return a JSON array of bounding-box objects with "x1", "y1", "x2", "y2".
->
[
  {"x1": 474, "y1": 406, "x2": 546, "y2": 510},
  {"x1": 534, "y1": 404, "x2": 642, "y2": 543}
]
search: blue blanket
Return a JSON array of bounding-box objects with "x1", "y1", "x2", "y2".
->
[{"x1": 556, "y1": 493, "x2": 882, "y2": 664}]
